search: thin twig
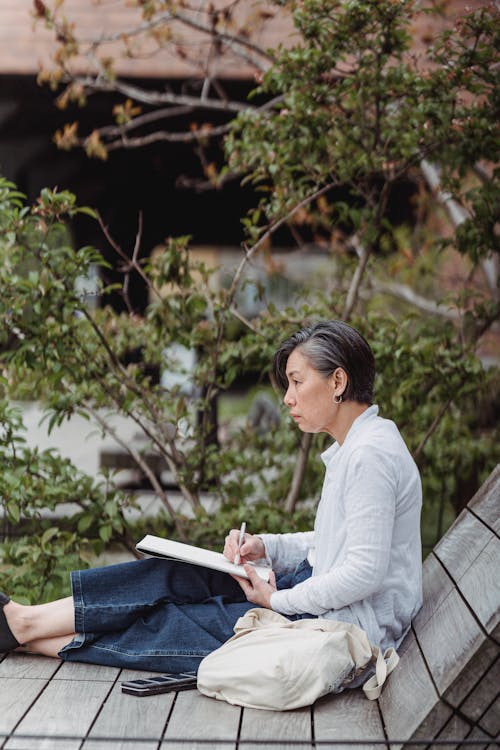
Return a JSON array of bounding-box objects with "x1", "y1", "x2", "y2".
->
[
  {"x1": 71, "y1": 75, "x2": 254, "y2": 114},
  {"x1": 68, "y1": 7, "x2": 275, "y2": 71},
  {"x1": 369, "y1": 280, "x2": 459, "y2": 320},
  {"x1": 199, "y1": 183, "x2": 338, "y2": 478},
  {"x1": 229, "y1": 182, "x2": 339, "y2": 301},
  {"x1": 413, "y1": 396, "x2": 454, "y2": 461},
  {"x1": 284, "y1": 433, "x2": 313, "y2": 514},
  {"x1": 342, "y1": 241, "x2": 371, "y2": 319},
  {"x1": 98, "y1": 106, "x2": 193, "y2": 137},
  {"x1": 97, "y1": 212, "x2": 163, "y2": 303},
  {"x1": 83, "y1": 402, "x2": 182, "y2": 525},
  {"x1": 121, "y1": 213, "x2": 143, "y2": 314}
]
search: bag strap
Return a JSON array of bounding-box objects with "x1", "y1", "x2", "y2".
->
[{"x1": 362, "y1": 647, "x2": 399, "y2": 700}]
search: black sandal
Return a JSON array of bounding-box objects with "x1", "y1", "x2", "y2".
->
[{"x1": 0, "y1": 592, "x2": 21, "y2": 652}]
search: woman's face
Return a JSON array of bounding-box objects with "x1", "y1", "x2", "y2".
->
[{"x1": 283, "y1": 349, "x2": 340, "y2": 436}]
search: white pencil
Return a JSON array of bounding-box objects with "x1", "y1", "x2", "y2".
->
[{"x1": 234, "y1": 522, "x2": 246, "y2": 566}]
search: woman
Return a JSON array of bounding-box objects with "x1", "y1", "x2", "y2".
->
[{"x1": 0, "y1": 320, "x2": 422, "y2": 673}]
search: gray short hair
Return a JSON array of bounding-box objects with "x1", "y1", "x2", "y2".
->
[{"x1": 273, "y1": 320, "x2": 375, "y2": 404}]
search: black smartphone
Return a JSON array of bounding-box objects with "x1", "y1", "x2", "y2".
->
[{"x1": 121, "y1": 672, "x2": 197, "y2": 696}]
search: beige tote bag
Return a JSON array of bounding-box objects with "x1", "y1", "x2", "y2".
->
[{"x1": 197, "y1": 608, "x2": 398, "y2": 711}]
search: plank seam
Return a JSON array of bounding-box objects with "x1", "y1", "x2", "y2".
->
[
  {"x1": 435, "y1": 709, "x2": 474, "y2": 746},
  {"x1": 410, "y1": 617, "x2": 458, "y2": 746},
  {"x1": 467, "y1": 657, "x2": 500, "y2": 737},
  {"x1": 77, "y1": 671, "x2": 119, "y2": 749},
  {"x1": 467, "y1": 507, "x2": 499, "y2": 541},
  {"x1": 375, "y1": 696, "x2": 391, "y2": 749},
  {"x1": 433, "y1": 551, "x2": 500, "y2": 647},
  {"x1": 160, "y1": 689, "x2": 180, "y2": 746},
  {"x1": 235, "y1": 706, "x2": 244, "y2": 750},
  {"x1": 423, "y1": 554, "x2": 497, "y2": 696},
  {"x1": 455, "y1": 652, "x2": 500, "y2": 721},
  {"x1": 413, "y1": 553, "x2": 499, "y2": 740},
  {"x1": 0, "y1": 667, "x2": 57, "y2": 750}
]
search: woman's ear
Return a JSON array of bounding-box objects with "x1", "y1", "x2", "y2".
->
[{"x1": 331, "y1": 367, "x2": 348, "y2": 399}]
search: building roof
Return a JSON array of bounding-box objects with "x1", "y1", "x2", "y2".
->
[
  {"x1": 1, "y1": 1, "x2": 479, "y2": 81},
  {"x1": 0, "y1": 0, "x2": 295, "y2": 79}
]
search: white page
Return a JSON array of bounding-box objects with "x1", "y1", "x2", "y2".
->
[{"x1": 136, "y1": 535, "x2": 271, "y2": 581}]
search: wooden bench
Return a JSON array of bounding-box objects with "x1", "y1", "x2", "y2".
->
[
  {"x1": 379, "y1": 464, "x2": 500, "y2": 749},
  {"x1": 1, "y1": 465, "x2": 498, "y2": 749}
]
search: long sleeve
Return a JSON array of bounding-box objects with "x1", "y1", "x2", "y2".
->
[
  {"x1": 270, "y1": 445, "x2": 397, "y2": 615},
  {"x1": 258, "y1": 531, "x2": 315, "y2": 575}
]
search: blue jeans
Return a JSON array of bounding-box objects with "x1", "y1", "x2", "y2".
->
[{"x1": 59, "y1": 557, "x2": 313, "y2": 672}]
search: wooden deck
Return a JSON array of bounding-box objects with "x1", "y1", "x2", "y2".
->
[
  {"x1": 0, "y1": 651, "x2": 387, "y2": 750},
  {"x1": 0, "y1": 628, "x2": 496, "y2": 750}
]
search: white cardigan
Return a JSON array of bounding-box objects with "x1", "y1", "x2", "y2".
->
[{"x1": 261, "y1": 405, "x2": 423, "y2": 650}]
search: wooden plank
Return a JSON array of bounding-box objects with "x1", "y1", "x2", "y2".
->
[
  {"x1": 433, "y1": 510, "x2": 494, "y2": 581},
  {"x1": 240, "y1": 705, "x2": 312, "y2": 750},
  {"x1": 0, "y1": 652, "x2": 61, "y2": 679},
  {"x1": 314, "y1": 689, "x2": 385, "y2": 749},
  {"x1": 492, "y1": 621, "x2": 500, "y2": 644},
  {"x1": 82, "y1": 677, "x2": 174, "y2": 750},
  {"x1": 414, "y1": 588, "x2": 485, "y2": 700},
  {"x1": 467, "y1": 465, "x2": 500, "y2": 535},
  {"x1": 460, "y1": 654, "x2": 499, "y2": 727},
  {"x1": 378, "y1": 635, "x2": 452, "y2": 749},
  {"x1": 433, "y1": 713, "x2": 474, "y2": 747},
  {"x1": 5, "y1": 679, "x2": 112, "y2": 750},
  {"x1": 55, "y1": 661, "x2": 120, "y2": 682},
  {"x1": 464, "y1": 725, "x2": 498, "y2": 749},
  {"x1": 161, "y1": 690, "x2": 239, "y2": 750},
  {"x1": 455, "y1": 536, "x2": 500, "y2": 635},
  {"x1": 479, "y1": 693, "x2": 500, "y2": 738},
  {"x1": 445, "y1": 637, "x2": 499, "y2": 710},
  {"x1": 413, "y1": 552, "x2": 454, "y2": 632},
  {"x1": 0, "y1": 678, "x2": 48, "y2": 738}
]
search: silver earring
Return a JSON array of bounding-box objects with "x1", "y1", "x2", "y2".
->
[{"x1": 333, "y1": 394, "x2": 343, "y2": 404}]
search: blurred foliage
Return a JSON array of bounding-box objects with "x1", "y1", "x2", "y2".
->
[{"x1": 1, "y1": 0, "x2": 499, "y2": 599}]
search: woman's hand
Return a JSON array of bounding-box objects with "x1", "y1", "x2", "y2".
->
[
  {"x1": 232, "y1": 565, "x2": 277, "y2": 609},
  {"x1": 223, "y1": 530, "x2": 266, "y2": 564}
]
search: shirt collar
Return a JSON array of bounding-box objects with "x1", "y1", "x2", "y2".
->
[{"x1": 321, "y1": 404, "x2": 379, "y2": 466}]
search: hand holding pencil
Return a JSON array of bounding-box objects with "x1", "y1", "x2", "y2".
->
[{"x1": 223, "y1": 525, "x2": 266, "y2": 565}]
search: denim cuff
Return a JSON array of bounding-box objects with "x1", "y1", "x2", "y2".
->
[{"x1": 70, "y1": 569, "x2": 85, "y2": 634}]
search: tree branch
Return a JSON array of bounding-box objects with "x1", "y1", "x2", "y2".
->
[
  {"x1": 72, "y1": 7, "x2": 275, "y2": 72},
  {"x1": 104, "y1": 121, "x2": 234, "y2": 149},
  {"x1": 71, "y1": 75, "x2": 253, "y2": 114},
  {"x1": 199, "y1": 181, "x2": 339, "y2": 500},
  {"x1": 97, "y1": 212, "x2": 163, "y2": 304},
  {"x1": 84, "y1": 92, "x2": 282, "y2": 152},
  {"x1": 284, "y1": 433, "x2": 313, "y2": 514},
  {"x1": 121, "y1": 211, "x2": 143, "y2": 314},
  {"x1": 98, "y1": 106, "x2": 193, "y2": 137},
  {"x1": 412, "y1": 395, "x2": 454, "y2": 462},
  {"x1": 473, "y1": 162, "x2": 493, "y2": 183},
  {"x1": 420, "y1": 159, "x2": 499, "y2": 302},
  {"x1": 420, "y1": 159, "x2": 468, "y2": 226},
  {"x1": 229, "y1": 182, "x2": 339, "y2": 301},
  {"x1": 80, "y1": 401, "x2": 187, "y2": 538},
  {"x1": 369, "y1": 280, "x2": 459, "y2": 320},
  {"x1": 342, "y1": 237, "x2": 371, "y2": 319}
]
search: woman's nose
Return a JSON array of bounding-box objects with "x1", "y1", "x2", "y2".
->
[{"x1": 284, "y1": 388, "x2": 295, "y2": 406}]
